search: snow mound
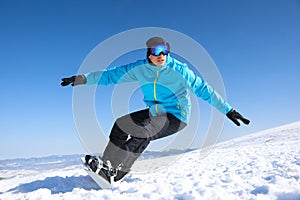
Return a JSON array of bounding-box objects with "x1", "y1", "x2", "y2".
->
[{"x1": 0, "y1": 121, "x2": 299, "y2": 199}]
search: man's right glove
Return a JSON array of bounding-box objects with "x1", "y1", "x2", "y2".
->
[
  {"x1": 226, "y1": 109, "x2": 250, "y2": 126},
  {"x1": 61, "y1": 75, "x2": 87, "y2": 86}
]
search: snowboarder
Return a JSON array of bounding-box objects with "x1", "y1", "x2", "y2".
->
[{"x1": 61, "y1": 37, "x2": 250, "y2": 183}]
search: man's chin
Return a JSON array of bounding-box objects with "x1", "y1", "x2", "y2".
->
[{"x1": 156, "y1": 61, "x2": 165, "y2": 66}]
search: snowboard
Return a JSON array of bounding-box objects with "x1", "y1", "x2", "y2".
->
[{"x1": 81, "y1": 157, "x2": 113, "y2": 189}]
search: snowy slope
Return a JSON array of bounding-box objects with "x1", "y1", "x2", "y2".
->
[{"x1": 0, "y1": 121, "x2": 299, "y2": 200}]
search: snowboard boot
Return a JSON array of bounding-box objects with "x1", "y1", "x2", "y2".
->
[
  {"x1": 114, "y1": 164, "x2": 130, "y2": 182},
  {"x1": 114, "y1": 169, "x2": 129, "y2": 182},
  {"x1": 98, "y1": 167, "x2": 112, "y2": 183},
  {"x1": 85, "y1": 155, "x2": 114, "y2": 183},
  {"x1": 99, "y1": 161, "x2": 130, "y2": 183}
]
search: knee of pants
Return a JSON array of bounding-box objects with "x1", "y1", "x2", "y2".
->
[{"x1": 109, "y1": 120, "x2": 129, "y2": 140}]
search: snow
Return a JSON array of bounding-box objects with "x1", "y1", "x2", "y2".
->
[{"x1": 0, "y1": 121, "x2": 299, "y2": 200}]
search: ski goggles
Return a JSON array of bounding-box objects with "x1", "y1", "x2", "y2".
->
[{"x1": 150, "y1": 43, "x2": 170, "y2": 56}]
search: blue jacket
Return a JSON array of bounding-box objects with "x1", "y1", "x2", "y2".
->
[{"x1": 84, "y1": 55, "x2": 232, "y2": 123}]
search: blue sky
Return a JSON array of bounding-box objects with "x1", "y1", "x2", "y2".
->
[{"x1": 0, "y1": 0, "x2": 299, "y2": 159}]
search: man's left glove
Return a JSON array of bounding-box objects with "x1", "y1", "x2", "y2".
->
[
  {"x1": 61, "y1": 75, "x2": 87, "y2": 86},
  {"x1": 226, "y1": 109, "x2": 250, "y2": 126}
]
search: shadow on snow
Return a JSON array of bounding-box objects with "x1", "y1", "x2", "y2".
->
[{"x1": 6, "y1": 175, "x2": 100, "y2": 194}]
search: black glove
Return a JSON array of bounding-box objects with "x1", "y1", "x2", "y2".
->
[
  {"x1": 61, "y1": 75, "x2": 86, "y2": 86},
  {"x1": 226, "y1": 109, "x2": 250, "y2": 126}
]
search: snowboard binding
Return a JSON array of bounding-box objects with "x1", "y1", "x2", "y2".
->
[
  {"x1": 85, "y1": 155, "x2": 102, "y2": 172},
  {"x1": 84, "y1": 155, "x2": 130, "y2": 183},
  {"x1": 84, "y1": 155, "x2": 118, "y2": 183}
]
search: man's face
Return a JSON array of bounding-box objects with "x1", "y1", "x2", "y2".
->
[{"x1": 148, "y1": 53, "x2": 167, "y2": 66}]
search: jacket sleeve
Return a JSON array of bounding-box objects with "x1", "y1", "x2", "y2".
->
[
  {"x1": 181, "y1": 64, "x2": 233, "y2": 115},
  {"x1": 83, "y1": 60, "x2": 143, "y2": 85}
]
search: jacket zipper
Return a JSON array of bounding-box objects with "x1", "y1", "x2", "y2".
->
[{"x1": 154, "y1": 67, "x2": 159, "y2": 114}]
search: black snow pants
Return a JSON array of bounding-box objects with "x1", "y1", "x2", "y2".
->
[{"x1": 102, "y1": 108, "x2": 186, "y2": 172}]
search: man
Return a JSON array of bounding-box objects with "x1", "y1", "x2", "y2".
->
[{"x1": 61, "y1": 37, "x2": 250, "y2": 183}]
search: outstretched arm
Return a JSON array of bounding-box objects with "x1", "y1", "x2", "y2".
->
[
  {"x1": 179, "y1": 64, "x2": 250, "y2": 126},
  {"x1": 61, "y1": 60, "x2": 144, "y2": 87}
]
